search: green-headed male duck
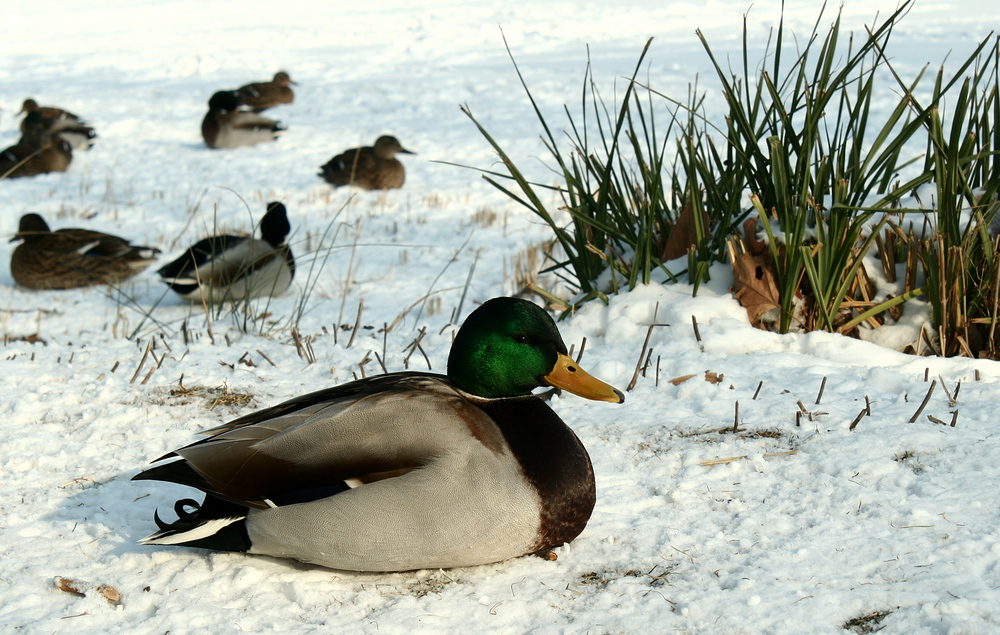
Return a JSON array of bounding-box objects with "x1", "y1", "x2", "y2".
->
[
  {"x1": 318, "y1": 135, "x2": 414, "y2": 190},
  {"x1": 156, "y1": 201, "x2": 294, "y2": 303},
  {"x1": 10, "y1": 213, "x2": 160, "y2": 289},
  {"x1": 133, "y1": 297, "x2": 624, "y2": 571},
  {"x1": 201, "y1": 91, "x2": 285, "y2": 149}
]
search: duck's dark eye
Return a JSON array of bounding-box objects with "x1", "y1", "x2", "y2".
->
[{"x1": 514, "y1": 334, "x2": 529, "y2": 344}]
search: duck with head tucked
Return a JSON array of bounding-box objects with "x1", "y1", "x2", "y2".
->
[
  {"x1": 18, "y1": 98, "x2": 97, "y2": 150},
  {"x1": 201, "y1": 91, "x2": 285, "y2": 149},
  {"x1": 157, "y1": 201, "x2": 294, "y2": 303},
  {"x1": 133, "y1": 297, "x2": 624, "y2": 572},
  {"x1": 234, "y1": 71, "x2": 296, "y2": 112},
  {"x1": 10, "y1": 213, "x2": 160, "y2": 290},
  {"x1": 318, "y1": 135, "x2": 414, "y2": 190}
]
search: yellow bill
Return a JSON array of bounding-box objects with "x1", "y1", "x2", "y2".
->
[{"x1": 544, "y1": 353, "x2": 624, "y2": 403}]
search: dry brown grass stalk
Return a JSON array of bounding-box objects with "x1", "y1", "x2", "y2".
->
[{"x1": 908, "y1": 380, "x2": 937, "y2": 423}]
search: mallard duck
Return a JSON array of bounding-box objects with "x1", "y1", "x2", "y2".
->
[
  {"x1": 1, "y1": 116, "x2": 74, "y2": 179},
  {"x1": 0, "y1": 137, "x2": 72, "y2": 179},
  {"x1": 18, "y1": 98, "x2": 81, "y2": 122},
  {"x1": 10, "y1": 213, "x2": 160, "y2": 290},
  {"x1": 157, "y1": 201, "x2": 295, "y2": 303},
  {"x1": 201, "y1": 91, "x2": 285, "y2": 149},
  {"x1": 133, "y1": 297, "x2": 624, "y2": 572},
  {"x1": 19, "y1": 98, "x2": 96, "y2": 150},
  {"x1": 234, "y1": 71, "x2": 296, "y2": 112},
  {"x1": 318, "y1": 135, "x2": 414, "y2": 190}
]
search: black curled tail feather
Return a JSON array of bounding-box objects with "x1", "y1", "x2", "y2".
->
[{"x1": 142, "y1": 495, "x2": 252, "y2": 553}]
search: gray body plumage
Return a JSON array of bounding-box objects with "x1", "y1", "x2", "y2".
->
[
  {"x1": 135, "y1": 374, "x2": 590, "y2": 571},
  {"x1": 240, "y1": 384, "x2": 542, "y2": 570},
  {"x1": 202, "y1": 91, "x2": 284, "y2": 149},
  {"x1": 161, "y1": 238, "x2": 294, "y2": 303}
]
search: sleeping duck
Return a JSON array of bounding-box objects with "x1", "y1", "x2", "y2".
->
[
  {"x1": 10, "y1": 213, "x2": 160, "y2": 289},
  {"x1": 157, "y1": 201, "x2": 294, "y2": 303},
  {"x1": 133, "y1": 297, "x2": 624, "y2": 572}
]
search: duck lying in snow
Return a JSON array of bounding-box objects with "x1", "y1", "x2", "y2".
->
[
  {"x1": 18, "y1": 98, "x2": 97, "y2": 151},
  {"x1": 234, "y1": 71, "x2": 296, "y2": 112},
  {"x1": 318, "y1": 135, "x2": 414, "y2": 190},
  {"x1": 10, "y1": 213, "x2": 159, "y2": 290},
  {"x1": 0, "y1": 116, "x2": 74, "y2": 179},
  {"x1": 201, "y1": 90, "x2": 285, "y2": 149},
  {"x1": 133, "y1": 297, "x2": 624, "y2": 572},
  {"x1": 156, "y1": 201, "x2": 295, "y2": 303}
]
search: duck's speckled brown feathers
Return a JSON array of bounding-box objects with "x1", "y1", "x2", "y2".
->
[
  {"x1": 234, "y1": 71, "x2": 296, "y2": 112},
  {"x1": 318, "y1": 135, "x2": 414, "y2": 190},
  {"x1": 11, "y1": 214, "x2": 160, "y2": 290},
  {"x1": 19, "y1": 99, "x2": 96, "y2": 151}
]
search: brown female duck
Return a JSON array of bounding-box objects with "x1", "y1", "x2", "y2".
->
[
  {"x1": 1, "y1": 120, "x2": 73, "y2": 179},
  {"x1": 10, "y1": 213, "x2": 160, "y2": 289},
  {"x1": 234, "y1": 71, "x2": 296, "y2": 112},
  {"x1": 18, "y1": 98, "x2": 96, "y2": 150},
  {"x1": 318, "y1": 135, "x2": 414, "y2": 190}
]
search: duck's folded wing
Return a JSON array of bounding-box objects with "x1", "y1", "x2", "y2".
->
[
  {"x1": 157, "y1": 236, "x2": 244, "y2": 282},
  {"x1": 230, "y1": 112, "x2": 282, "y2": 131},
  {"x1": 52, "y1": 229, "x2": 159, "y2": 260},
  {"x1": 138, "y1": 374, "x2": 496, "y2": 509}
]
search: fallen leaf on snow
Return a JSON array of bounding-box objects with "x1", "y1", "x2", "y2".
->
[
  {"x1": 54, "y1": 577, "x2": 86, "y2": 597},
  {"x1": 669, "y1": 374, "x2": 697, "y2": 386},
  {"x1": 53, "y1": 577, "x2": 122, "y2": 605}
]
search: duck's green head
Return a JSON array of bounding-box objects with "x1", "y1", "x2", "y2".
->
[{"x1": 447, "y1": 297, "x2": 624, "y2": 403}]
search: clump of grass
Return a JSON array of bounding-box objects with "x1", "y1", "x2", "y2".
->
[
  {"x1": 843, "y1": 609, "x2": 891, "y2": 634},
  {"x1": 579, "y1": 569, "x2": 644, "y2": 588},
  {"x1": 462, "y1": 37, "x2": 693, "y2": 312},
  {"x1": 464, "y1": 1, "x2": 1000, "y2": 361},
  {"x1": 895, "y1": 45, "x2": 1000, "y2": 357}
]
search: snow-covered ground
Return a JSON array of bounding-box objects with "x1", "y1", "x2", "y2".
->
[{"x1": 3, "y1": 1, "x2": 1000, "y2": 632}]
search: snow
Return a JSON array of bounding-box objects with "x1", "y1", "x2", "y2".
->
[{"x1": 3, "y1": 0, "x2": 1000, "y2": 632}]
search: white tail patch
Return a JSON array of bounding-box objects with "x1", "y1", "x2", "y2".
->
[
  {"x1": 139, "y1": 516, "x2": 243, "y2": 545},
  {"x1": 74, "y1": 240, "x2": 100, "y2": 255}
]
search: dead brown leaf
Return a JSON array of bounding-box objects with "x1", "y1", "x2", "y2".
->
[
  {"x1": 705, "y1": 372, "x2": 724, "y2": 384},
  {"x1": 731, "y1": 251, "x2": 782, "y2": 326},
  {"x1": 669, "y1": 374, "x2": 697, "y2": 386},
  {"x1": 54, "y1": 577, "x2": 86, "y2": 597},
  {"x1": 97, "y1": 585, "x2": 121, "y2": 605},
  {"x1": 662, "y1": 204, "x2": 711, "y2": 261},
  {"x1": 53, "y1": 577, "x2": 122, "y2": 605},
  {"x1": 742, "y1": 218, "x2": 769, "y2": 256}
]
